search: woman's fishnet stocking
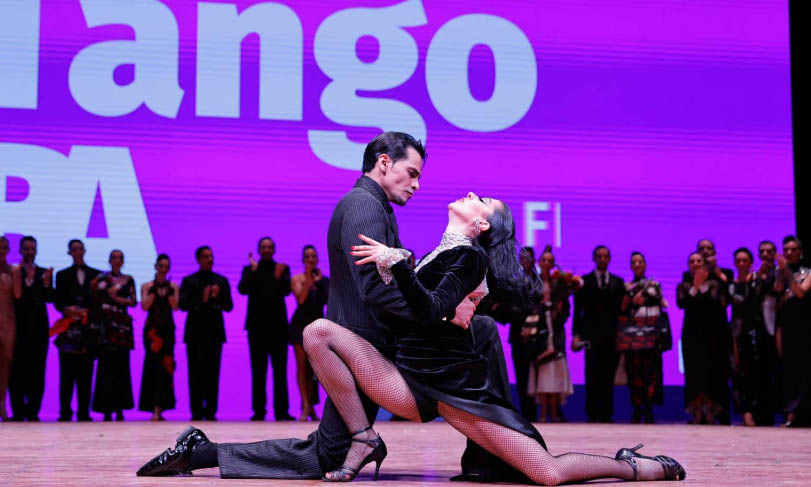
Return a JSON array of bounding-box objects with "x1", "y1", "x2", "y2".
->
[
  {"x1": 303, "y1": 319, "x2": 421, "y2": 478},
  {"x1": 303, "y1": 319, "x2": 665, "y2": 484},
  {"x1": 438, "y1": 403, "x2": 665, "y2": 484}
]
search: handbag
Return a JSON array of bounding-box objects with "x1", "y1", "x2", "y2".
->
[
  {"x1": 520, "y1": 313, "x2": 551, "y2": 360},
  {"x1": 655, "y1": 311, "x2": 672, "y2": 351},
  {"x1": 616, "y1": 314, "x2": 658, "y2": 351}
]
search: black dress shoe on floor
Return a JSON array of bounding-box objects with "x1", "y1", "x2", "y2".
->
[
  {"x1": 275, "y1": 413, "x2": 295, "y2": 422},
  {"x1": 136, "y1": 426, "x2": 210, "y2": 476}
]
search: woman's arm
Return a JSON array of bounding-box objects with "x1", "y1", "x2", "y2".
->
[
  {"x1": 291, "y1": 273, "x2": 312, "y2": 305},
  {"x1": 168, "y1": 283, "x2": 179, "y2": 310},
  {"x1": 390, "y1": 247, "x2": 487, "y2": 323},
  {"x1": 141, "y1": 282, "x2": 155, "y2": 310}
]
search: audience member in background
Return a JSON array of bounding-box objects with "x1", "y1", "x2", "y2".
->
[
  {"x1": 289, "y1": 245, "x2": 329, "y2": 421},
  {"x1": 527, "y1": 245, "x2": 576, "y2": 422},
  {"x1": 678, "y1": 251, "x2": 729, "y2": 424},
  {"x1": 695, "y1": 239, "x2": 734, "y2": 284},
  {"x1": 729, "y1": 247, "x2": 775, "y2": 426},
  {"x1": 9, "y1": 236, "x2": 53, "y2": 422},
  {"x1": 620, "y1": 251, "x2": 665, "y2": 424},
  {"x1": 238, "y1": 237, "x2": 293, "y2": 421},
  {"x1": 508, "y1": 246, "x2": 541, "y2": 421},
  {"x1": 573, "y1": 245, "x2": 625, "y2": 423},
  {"x1": 757, "y1": 240, "x2": 779, "y2": 336},
  {"x1": 775, "y1": 235, "x2": 811, "y2": 427},
  {"x1": 54, "y1": 239, "x2": 101, "y2": 421},
  {"x1": 688, "y1": 239, "x2": 733, "y2": 424},
  {"x1": 139, "y1": 253, "x2": 179, "y2": 421},
  {"x1": 90, "y1": 249, "x2": 136, "y2": 421},
  {"x1": 0, "y1": 236, "x2": 22, "y2": 421},
  {"x1": 180, "y1": 245, "x2": 233, "y2": 421}
]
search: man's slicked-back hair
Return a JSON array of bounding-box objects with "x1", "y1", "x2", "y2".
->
[{"x1": 361, "y1": 131, "x2": 426, "y2": 173}]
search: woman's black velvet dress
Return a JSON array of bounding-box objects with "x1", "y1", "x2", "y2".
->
[{"x1": 389, "y1": 245, "x2": 547, "y2": 454}]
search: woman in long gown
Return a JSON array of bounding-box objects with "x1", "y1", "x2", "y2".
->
[
  {"x1": 289, "y1": 245, "x2": 329, "y2": 421},
  {"x1": 729, "y1": 247, "x2": 775, "y2": 426},
  {"x1": 677, "y1": 252, "x2": 729, "y2": 425},
  {"x1": 0, "y1": 236, "x2": 22, "y2": 421},
  {"x1": 621, "y1": 252, "x2": 665, "y2": 424},
  {"x1": 138, "y1": 254, "x2": 179, "y2": 421},
  {"x1": 527, "y1": 246, "x2": 575, "y2": 422},
  {"x1": 90, "y1": 249, "x2": 136, "y2": 421},
  {"x1": 303, "y1": 193, "x2": 685, "y2": 484},
  {"x1": 774, "y1": 236, "x2": 811, "y2": 427}
]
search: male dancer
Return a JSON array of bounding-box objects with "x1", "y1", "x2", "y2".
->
[{"x1": 137, "y1": 132, "x2": 510, "y2": 480}]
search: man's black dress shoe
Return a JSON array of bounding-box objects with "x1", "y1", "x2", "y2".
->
[
  {"x1": 136, "y1": 426, "x2": 210, "y2": 476},
  {"x1": 276, "y1": 413, "x2": 295, "y2": 422}
]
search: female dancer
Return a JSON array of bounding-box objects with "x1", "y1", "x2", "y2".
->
[
  {"x1": 138, "y1": 254, "x2": 179, "y2": 421},
  {"x1": 91, "y1": 249, "x2": 136, "y2": 421},
  {"x1": 289, "y1": 245, "x2": 329, "y2": 421},
  {"x1": 303, "y1": 192, "x2": 685, "y2": 484}
]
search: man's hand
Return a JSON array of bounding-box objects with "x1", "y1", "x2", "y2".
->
[
  {"x1": 210, "y1": 284, "x2": 221, "y2": 299},
  {"x1": 450, "y1": 299, "x2": 475, "y2": 329},
  {"x1": 202, "y1": 285, "x2": 211, "y2": 303},
  {"x1": 571, "y1": 334, "x2": 584, "y2": 352},
  {"x1": 274, "y1": 262, "x2": 287, "y2": 279},
  {"x1": 249, "y1": 252, "x2": 258, "y2": 272}
]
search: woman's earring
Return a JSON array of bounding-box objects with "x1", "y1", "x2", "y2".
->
[{"x1": 472, "y1": 218, "x2": 483, "y2": 237}]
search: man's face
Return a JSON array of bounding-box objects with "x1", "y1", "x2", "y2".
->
[
  {"x1": 697, "y1": 239, "x2": 715, "y2": 258},
  {"x1": 69, "y1": 242, "x2": 85, "y2": 264},
  {"x1": 259, "y1": 238, "x2": 275, "y2": 261},
  {"x1": 759, "y1": 243, "x2": 776, "y2": 263},
  {"x1": 594, "y1": 248, "x2": 611, "y2": 271},
  {"x1": 197, "y1": 249, "x2": 214, "y2": 271},
  {"x1": 378, "y1": 147, "x2": 423, "y2": 206},
  {"x1": 21, "y1": 240, "x2": 37, "y2": 263}
]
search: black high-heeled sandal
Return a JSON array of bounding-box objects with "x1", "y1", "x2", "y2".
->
[
  {"x1": 323, "y1": 426, "x2": 387, "y2": 482},
  {"x1": 615, "y1": 444, "x2": 686, "y2": 481}
]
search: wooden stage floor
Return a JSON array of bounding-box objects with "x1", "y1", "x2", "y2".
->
[{"x1": 0, "y1": 421, "x2": 807, "y2": 486}]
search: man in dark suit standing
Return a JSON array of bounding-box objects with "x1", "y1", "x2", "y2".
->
[
  {"x1": 137, "y1": 132, "x2": 506, "y2": 480},
  {"x1": 9, "y1": 236, "x2": 54, "y2": 422},
  {"x1": 572, "y1": 245, "x2": 624, "y2": 423},
  {"x1": 179, "y1": 245, "x2": 233, "y2": 421},
  {"x1": 54, "y1": 239, "x2": 101, "y2": 421},
  {"x1": 237, "y1": 237, "x2": 293, "y2": 421}
]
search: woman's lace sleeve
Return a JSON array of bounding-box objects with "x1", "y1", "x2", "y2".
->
[{"x1": 375, "y1": 248, "x2": 412, "y2": 285}]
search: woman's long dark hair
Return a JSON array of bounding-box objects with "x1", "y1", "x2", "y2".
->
[{"x1": 478, "y1": 202, "x2": 541, "y2": 309}]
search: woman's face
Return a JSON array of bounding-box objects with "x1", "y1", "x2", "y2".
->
[
  {"x1": 784, "y1": 240, "x2": 801, "y2": 264},
  {"x1": 448, "y1": 192, "x2": 499, "y2": 234},
  {"x1": 155, "y1": 258, "x2": 170, "y2": 275},
  {"x1": 303, "y1": 248, "x2": 318, "y2": 268},
  {"x1": 688, "y1": 253, "x2": 705, "y2": 273},
  {"x1": 734, "y1": 251, "x2": 752, "y2": 275},
  {"x1": 631, "y1": 254, "x2": 646, "y2": 278},
  {"x1": 539, "y1": 252, "x2": 555, "y2": 272},
  {"x1": 519, "y1": 250, "x2": 534, "y2": 271},
  {"x1": 109, "y1": 251, "x2": 124, "y2": 270}
]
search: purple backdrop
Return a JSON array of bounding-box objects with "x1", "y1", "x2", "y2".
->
[{"x1": 0, "y1": 0, "x2": 794, "y2": 420}]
